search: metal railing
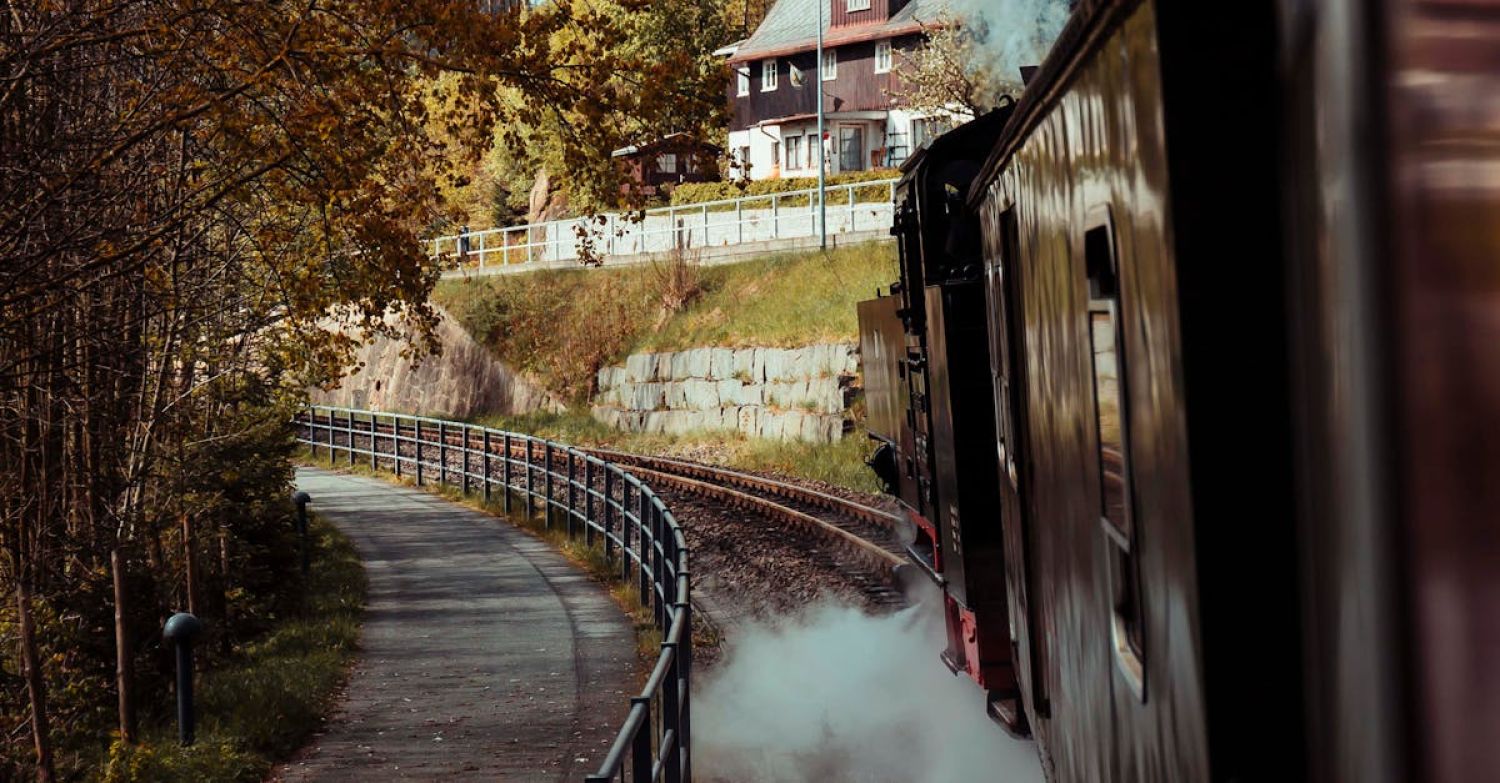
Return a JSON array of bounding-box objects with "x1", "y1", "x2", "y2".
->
[
  {"x1": 430, "y1": 179, "x2": 898, "y2": 270},
  {"x1": 297, "y1": 405, "x2": 691, "y2": 783}
]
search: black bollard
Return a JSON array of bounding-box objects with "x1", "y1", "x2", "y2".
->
[
  {"x1": 163, "y1": 612, "x2": 204, "y2": 746},
  {"x1": 292, "y1": 490, "x2": 311, "y2": 575}
]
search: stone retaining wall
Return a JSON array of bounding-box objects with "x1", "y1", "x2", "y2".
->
[
  {"x1": 313, "y1": 308, "x2": 563, "y2": 420},
  {"x1": 590, "y1": 344, "x2": 857, "y2": 443}
]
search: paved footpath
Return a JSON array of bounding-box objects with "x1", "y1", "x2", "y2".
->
[{"x1": 274, "y1": 467, "x2": 639, "y2": 782}]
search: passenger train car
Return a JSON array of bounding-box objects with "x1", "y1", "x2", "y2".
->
[{"x1": 857, "y1": 0, "x2": 1500, "y2": 781}]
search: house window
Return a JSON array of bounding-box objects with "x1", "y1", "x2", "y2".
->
[
  {"x1": 789, "y1": 61, "x2": 804, "y2": 88},
  {"x1": 846, "y1": 0, "x2": 871, "y2": 10},
  {"x1": 657, "y1": 154, "x2": 678, "y2": 174},
  {"x1": 737, "y1": 68, "x2": 750, "y2": 96},
  {"x1": 762, "y1": 58, "x2": 778, "y2": 91},
  {"x1": 874, "y1": 41, "x2": 892, "y2": 73},
  {"x1": 822, "y1": 49, "x2": 837, "y2": 81},
  {"x1": 785, "y1": 135, "x2": 803, "y2": 171},
  {"x1": 911, "y1": 116, "x2": 951, "y2": 150},
  {"x1": 807, "y1": 133, "x2": 819, "y2": 168},
  {"x1": 770, "y1": 141, "x2": 781, "y2": 169},
  {"x1": 838, "y1": 125, "x2": 865, "y2": 171},
  {"x1": 738, "y1": 145, "x2": 751, "y2": 178}
]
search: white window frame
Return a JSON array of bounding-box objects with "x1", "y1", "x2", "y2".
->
[
  {"x1": 785, "y1": 135, "x2": 802, "y2": 170},
  {"x1": 737, "y1": 67, "x2": 750, "y2": 96},
  {"x1": 807, "y1": 133, "x2": 819, "y2": 169},
  {"x1": 762, "y1": 58, "x2": 778, "y2": 91},
  {"x1": 657, "y1": 153, "x2": 678, "y2": 174},
  {"x1": 874, "y1": 40, "x2": 892, "y2": 73},
  {"x1": 846, "y1": 0, "x2": 871, "y2": 10},
  {"x1": 822, "y1": 49, "x2": 837, "y2": 81}
]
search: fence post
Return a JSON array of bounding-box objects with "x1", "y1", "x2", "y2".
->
[
  {"x1": 438, "y1": 421, "x2": 448, "y2": 487},
  {"x1": 652, "y1": 504, "x2": 665, "y2": 629},
  {"x1": 414, "y1": 419, "x2": 423, "y2": 486},
  {"x1": 663, "y1": 642, "x2": 682, "y2": 783},
  {"x1": 482, "y1": 429, "x2": 492, "y2": 504},
  {"x1": 393, "y1": 417, "x2": 403, "y2": 479},
  {"x1": 638, "y1": 490, "x2": 650, "y2": 607},
  {"x1": 772, "y1": 193, "x2": 779, "y2": 240},
  {"x1": 502, "y1": 433, "x2": 513, "y2": 513},
  {"x1": 701, "y1": 203, "x2": 708, "y2": 247},
  {"x1": 461, "y1": 425, "x2": 470, "y2": 495},
  {"x1": 369, "y1": 414, "x2": 378, "y2": 470},
  {"x1": 326, "y1": 410, "x2": 335, "y2": 466},
  {"x1": 603, "y1": 469, "x2": 615, "y2": 564},
  {"x1": 566, "y1": 450, "x2": 577, "y2": 538},
  {"x1": 524, "y1": 438, "x2": 534, "y2": 518},
  {"x1": 620, "y1": 483, "x2": 632, "y2": 582},
  {"x1": 631, "y1": 699, "x2": 653, "y2": 783},
  {"x1": 543, "y1": 441, "x2": 554, "y2": 529},
  {"x1": 678, "y1": 597, "x2": 693, "y2": 783},
  {"x1": 736, "y1": 199, "x2": 743, "y2": 245},
  {"x1": 477, "y1": 231, "x2": 486, "y2": 270},
  {"x1": 584, "y1": 459, "x2": 595, "y2": 547},
  {"x1": 848, "y1": 183, "x2": 856, "y2": 233},
  {"x1": 346, "y1": 413, "x2": 355, "y2": 466}
]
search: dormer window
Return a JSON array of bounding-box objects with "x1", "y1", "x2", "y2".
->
[
  {"x1": 846, "y1": 0, "x2": 871, "y2": 10},
  {"x1": 762, "y1": 58, "x2": 778, "y2": 91}
]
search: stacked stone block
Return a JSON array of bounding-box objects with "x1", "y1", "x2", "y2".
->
[{"x1": 590, "y1": 344, "x2": 858, "y2": 443}]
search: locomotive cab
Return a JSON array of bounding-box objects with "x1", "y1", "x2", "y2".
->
[{"x1": 857, "y1": 106, "x2": 1027, "y2": 732}]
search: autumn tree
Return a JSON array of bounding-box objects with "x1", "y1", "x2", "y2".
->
[
  {"x1": 0, "y1": 1, "x2": 698, "y2": 778},
  {"x1": 893, "y1": 12, "x2": 1014, "y2": 120}
]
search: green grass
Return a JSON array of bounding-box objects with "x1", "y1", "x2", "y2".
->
[
  {"x1": 96, "y1": 517, "x2": 365, "y2": 783},
  {"x1": 432, "y1": 242, "x2": 897, "y2": 402}
]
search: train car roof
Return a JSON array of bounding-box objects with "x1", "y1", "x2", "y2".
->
[{"x1": 965, "y1": 0, "x2": 1138, "y2": 208}]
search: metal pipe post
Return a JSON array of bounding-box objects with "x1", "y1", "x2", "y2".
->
[
  {"x1": 816, "y1": 0, "x2": 827, "y2": 250},
  {"x1": 163, "y1": 613, "x2": 204, "y2": 746}
]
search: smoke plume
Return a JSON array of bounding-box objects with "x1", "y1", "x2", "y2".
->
[
  {"x1": 694, "y1": 589, "x2": 1044, "y2": 783},
  {"x1": 950, "y1": 0, "x2": 1073, "y2": 87}
]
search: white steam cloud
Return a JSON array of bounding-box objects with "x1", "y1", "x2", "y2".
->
[
  {"x1": 950, "y1": 0, "x2": 1073, "y2": 86},
  {"x1": 694, "y1": 590, "x2": 1045, "y2": 783}
]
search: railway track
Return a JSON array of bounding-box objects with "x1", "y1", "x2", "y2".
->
[{"x1": 318, "y1": 414, "x2": 911, "y2": 613}]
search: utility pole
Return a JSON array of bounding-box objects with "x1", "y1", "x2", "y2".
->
[{"x1": 816, "y1": 0, "x2": 827, "y2": 250}]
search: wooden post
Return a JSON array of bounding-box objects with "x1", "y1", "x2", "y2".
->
[{"x1": 112, "y1": 548, "x2": 137, "y2": 744}]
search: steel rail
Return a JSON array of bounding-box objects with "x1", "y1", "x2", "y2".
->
[{"x1": 296, "y1": 405, "x2": 692, "y2": 783}]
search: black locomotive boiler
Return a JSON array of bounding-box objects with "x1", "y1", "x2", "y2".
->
[{"x1": 858, "y1": 1, "x2": 1500, "y2": 781}]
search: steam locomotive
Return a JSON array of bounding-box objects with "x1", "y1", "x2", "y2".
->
[{"x1": 857, "y1": 1, "x2": 1500, "y2": 781}]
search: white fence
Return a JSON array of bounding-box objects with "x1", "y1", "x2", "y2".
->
[{"x1": 430, "y1": 179, "x2": 898, "y2": 269}]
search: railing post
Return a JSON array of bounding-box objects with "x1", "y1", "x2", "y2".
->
[
  {"x1": 638, "y1": 491, "x2": 650, "y2": 608},
  {"x1": 584, "y1": 459, "x2": 595, "y2": 547},
  {"x1": 326, "y1": 410, "x2": 335, "y2": 466},
  {"x1": 848, "y1": 183, "x2": 856, "y2": 233},
  {"x1": 566, "y1": 450, "x2": 577, "y2": 538},
  {"x1": 347, "y1": 413, "x2": 355, "y2": 466},
  {"x1": 414, "y1": 419, "x2": 423, "y2": 486},
  {"x1": 631, "y1": 698, "x2": 653, "y2": 783},
  {"x1": 482, "y1": 429, "x2": 492, "y2": 504},
  {"x1": 543, "y1": 441, "x2": 554, "y2": 529},
  {"x1": 663, "y1": 643, "x2": 682, "y2": 783},
  {"x1": 477, "y1": 231, "x2": 486, "y2": 270},
  {"x1": 502, "y1": 433, "x2": 513, "y2": 513},
  {"x1": 461, "y1": 425, "x2": 470, "y2": 495},
  {"x1": 652, "y1": 504, "x2": 665, "y2": 629},
  {"x1": 394, "y1": 418, "x2": 403, "y2": 479},
  {"x1": 370, "y1": 414, "x2": 378, "y2": 470},
  {"x1": 701, "y1": 203, "x2": 708, "y2": 247},
  {"x1": 736, "y1": 199, "x2": 743, "y2": 245},
  {"x1": 524, "y1": 438, "x2": 534, "y2": 519},
  {"x1": 603, "y1": 469, "x2": 615, "y2": 565},
  {"x1": 678, "y1": 598, "x2": 693, "y2": 783},
  {"x1": 438, "y1": 421, "x2": 448, "y2": 487},
  {"x1": 620, "y1": 483, "x2": 632, "y2": 582},
  {"x1": 772, "y1": 193, "x2": 779, "y2": 239}
]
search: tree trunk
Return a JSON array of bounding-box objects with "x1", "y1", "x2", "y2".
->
[
  {"x1": 181, "y1": 513, "x2": 197, "y2": 615},
  {"x1": 111, "y1": 548, "x2": 137, "y2": 744},
  {"x1": 217, "y1": 526, "x2": 232, "y2": 655},
  {"x1": 16, "y1": 579, "x2": 56, "y2": 783}
]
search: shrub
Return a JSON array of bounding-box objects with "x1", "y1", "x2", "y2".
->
[{"x1": 669, "y1": 169, "x2": 899, "y2": 207}]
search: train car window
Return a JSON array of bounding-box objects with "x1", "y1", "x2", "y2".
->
[{"x1": 1085, "y1": 214, "x2": 1146, "y2": 697}]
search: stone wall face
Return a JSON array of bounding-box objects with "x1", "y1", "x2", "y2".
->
[
  {"x1": 312, "y1": 308, "x2": 563, "y2": 420},
  {"x1": 591, "y1": 344, "x2": 856, "y2": 443}
]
